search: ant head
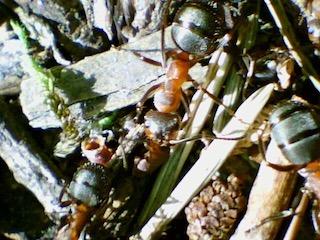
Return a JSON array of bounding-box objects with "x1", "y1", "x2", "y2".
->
[{"x1": 144, "y1": 110, "x2": 180, "y2": 141}]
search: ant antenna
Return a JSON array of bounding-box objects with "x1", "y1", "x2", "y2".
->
[
  {"x1": 245, "y1": 209, "x2": 296, "y2": 233},
  {"x1": 161, "y1": 0, "x2": 173, "y2": 69}
]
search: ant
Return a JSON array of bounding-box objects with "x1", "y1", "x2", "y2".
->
[
  {"x1": 57, "y1": 162, "x2": 113, "y2": 240},
  {"x1": 56, "y1": 136, "x2": 114, "y2": 240},
  {"x1": 252, "y1": 99, "x2": 320, "y2": 236},
  {"x1": 57, "y1": 121, "x2": 155, "y2": 239},
  {"x1": 132, "y1": 1, "x2": 243, "y2": 173}
]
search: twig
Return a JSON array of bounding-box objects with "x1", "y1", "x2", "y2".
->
[{"x1": 230, "y1": 139, "x2": 297, "y2": 240}]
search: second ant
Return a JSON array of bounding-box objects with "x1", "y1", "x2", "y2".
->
[{"x1": 132, "y1": 0, "x2": 242, "y2": 173}]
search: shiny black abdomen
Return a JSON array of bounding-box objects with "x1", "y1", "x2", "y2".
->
[
  {"x1": 171, "y1": 2, "x2": 229, "y2": 56},
  {"x1": 269, "y1": 101, "x2": 320, "y2": 165}
]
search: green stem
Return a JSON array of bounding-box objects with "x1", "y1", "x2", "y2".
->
[{"x1": 10, "y1": 20, "x2": 80, "y2": 142}]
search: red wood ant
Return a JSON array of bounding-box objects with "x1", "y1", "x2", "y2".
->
[
  {"x1": 57, "y1": 137, "x2": 114, "y2": 240},
  {"x1": 254, "y1": 100, "x2": 320, "y2": 235},
  {"x1": 135, "y1": 0, "x2": 235, "y2": 116},
  {"x1": 132, "y1": 1, "x2": 240, "y2": 173}
]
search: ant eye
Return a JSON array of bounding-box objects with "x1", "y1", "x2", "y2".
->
[{"x1": 171, "y1": 2, "x2": 229, "y2": 56}]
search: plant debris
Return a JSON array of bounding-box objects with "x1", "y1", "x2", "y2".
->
[{"x1": 0, "y1": 0, "x2": 320, "y2": 239}]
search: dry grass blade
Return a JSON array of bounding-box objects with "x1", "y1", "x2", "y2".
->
[
  {"x1": 136, "y1": 48, "x2": 232, "y2": 228},
  {"x1": 133, "y1": 83, "x2": 275, "y2": 240},
  {"x1": 213, "y1": 66, "x2": 244, "y2": 132}
]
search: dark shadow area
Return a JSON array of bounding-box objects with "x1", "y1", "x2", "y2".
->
[
  {"x1": 0, "y1": 160, "x2": 53, "y2": 238},
  {"x1": 52, "y1": 67, "x2": 100, "y2": 104}
]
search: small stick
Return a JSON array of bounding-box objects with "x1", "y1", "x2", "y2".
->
[{"x1": 230, "y1": 139, "x2": 297, "y2": 240}]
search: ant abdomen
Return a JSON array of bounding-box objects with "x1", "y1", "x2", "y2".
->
[
  {"x1": 269, "y1": 100, "x2": 320, "y2": 165},
  {"x1": 68, "y1": 162, "x2": 112, "y2": 207},
  {"x1": 171, "y1": 1, "x2": 230, "y2": 56}
]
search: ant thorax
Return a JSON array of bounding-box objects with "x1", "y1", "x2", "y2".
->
[{"x1": 165, "y1": 59, "x2": 190, "y2": 85}]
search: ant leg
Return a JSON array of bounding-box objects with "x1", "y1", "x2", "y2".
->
[
  {"x1": 169, "y1": 131, "x2": 244, "y2": 146},
  {"x1": 60, "y1": 200, "x2": 73, "y2": 208},
  {"x1": 179, "y1": 91, "x2": 191, "y2": 128},
  {"x1": 190, "y1": 79, "x2": 250, "y2": 126},
  {"x1": 132, "y1": 51, "x2": 162, "y2": 67},
  {"x1": 284, "y1": 191, "x2": 310, "y2": 239},
  {"x1": 246, "y1": 190, "x2": 309, "y2": 234},
  {"x1": 245, "y1": 209, "x2": 296, "y2": 233},
  {"x1": 160, "y1": 0, "x2": 173, "y2": 68},
  {"x1": 58, "y1": 184, "x2": 73, "y2": 207},
  {"x1": 135, "y1": 83, "x2": 162, "y2": 121},
  {"x1": 181, "y1": 90, "x2": 190, "y2": 113},
  {"x1": 265, "y1": 161, "x2": 306, "y2": 172},
  {"x1": 312, "y1": 199, "x2": 320, "y2": 235}
]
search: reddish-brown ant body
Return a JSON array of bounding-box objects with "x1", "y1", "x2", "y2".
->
[
  {"x1": 134, "y1": 50, "x2": 204, "y2": 174},
  {"x1": 57, "y1": 137, "x2": 114, "y2": 240},
  {"x1": 67, "y1": 204, "x2": 91, "y2": 240},
  {"x1": 133, "y1": 1, "x2": 237, "y2": 173},
  {"x1": 135, "y1": 51, "x2": 196, "y2": 116},
  {"x1": 151, "y1": 52, "x2": 193, "y2": 113},
  {"x1": 135, "y1": 110, "x2": 180, "y2": 173}
]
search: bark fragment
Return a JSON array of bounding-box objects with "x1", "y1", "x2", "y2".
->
[{"x1": 0, "y1": 98, "x2": 68, "y2": 223}]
